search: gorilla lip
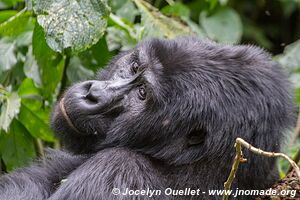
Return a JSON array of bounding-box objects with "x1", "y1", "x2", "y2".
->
[{"x1": 59, "y1": 98, "x2": 81, "y2": 134}]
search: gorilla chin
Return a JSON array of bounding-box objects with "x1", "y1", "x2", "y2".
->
[{"x1": 3, "y1": 36, "x2": 292, "y2": 200}]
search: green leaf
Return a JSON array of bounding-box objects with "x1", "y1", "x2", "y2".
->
[
  {"x1": 109, "y1": 14, "x2": 139, "y2": 40},
  {"x1": 181, "y1": 17, "x2": 206, "y2": 38},
  {"x1": 18, "y1": 78, "x2": 40, "y2": 96},
  {"x1": 23, "y1": 46, "x2": 42, "y2": 86},
  {"x1": 33, "y1": 0, "x2": 110, "y2": 53},
  {"x1": 218, "y1": 0, "x2": 228, "y2": 6},
  {"x1": 32, "y1": 23, "x2": 64, "y2": 101},
  {"x1": 115, "y1": 0, "x2": 139, "y2": 22},
  {"x1": 200, "y1": 7, "x2": 242, "y2": 44},
  {"x1": 106, "y1": 26, "x2": 137, "y2": 51},
  {"x1": 18, "y1": 103, "x2": 56, "y2": 142},
  {"x1": 0, "y1": 119, "x2": 35, "y2": 171},
  {"x1": 106, "y1": 14, "x2": 141, "y2": 51},
  {"x1": 0, "y1": 92, "x2": 21, "y2": 132},
  {"x1": 16, "y1": 31, "x2": 33, "y2": 47},
  {"x1": 109, "y1": 0, "x2": 126, "y2": 11},
  {"x1": 0, "y1": 38, "x2": 17, "y2": 73},
  {"x1": 18, "y1": 78, "x2": 51, "y2": 126},
  {"x1": 78, "y1": 37, "x2": 111, "y2": 71},
  {"x1": 0, "y1": 9, "x2": 35, "y2": 37},
  {"x1": 0, "y1": 10, "x2": 18, "y2": 23},
  {"x1": 18, "y1": 78, "x2": 42, "y2": 111},
  {"x1": 67, "y1": 57, "x2": 94, "y2": 83},
  {"x1": 295, "y1": 87, "x2": 300, "y2": 105},
  {"x1": 133, "y1": 0, "x2": 193, "y2": 39},
  {"x1": 276, "y1": 40, "x2": 300, "y2": 71},
  {"x1": 161, "y1": 3, "x2": 190, "y2": 18},
  {"x1": 0, "y1": 0, "x2": 24, "y2": 8}
]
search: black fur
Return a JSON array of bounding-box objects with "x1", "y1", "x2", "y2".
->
[{"x1": 0, "y1": 37, "x2": 295, "y2": 200}]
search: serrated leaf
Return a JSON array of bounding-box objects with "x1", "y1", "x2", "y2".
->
[
  {"x1": 133, "y1": 0, "x2": 193, "y2": 39},
  {"x1": 18, "y1": 103, "x2": 56, "y2": 142},
  {"x1": 32, "y1": 23, "x2": 64, "y2": 101},
  {"x1": 0, "y1": 38, "x2": 17, "y2": 72},
  {"x1": 33, "y1": 0, "x2": 110, "y2": 53},
  {"x1": 0, "y1": 92, "x2": 21, "y2": 132},
  {"x1": 0, "y1": 9, "x2": 35, "y2": 37},
  {"x1": 200, "y1": 7, "x2": 242, "y2": 44},
  {"x1": 0, "y1": 119, "x2": 36, "y2": 171},
  {"x1": 24, "y1": 46, "x2": 42, "y2": 86}
]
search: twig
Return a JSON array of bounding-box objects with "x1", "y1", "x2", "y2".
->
[
  {"x1": 223, "y1": 139, "x2": 247, "y2": 200},
  {"x1": 34, "y1": 139, "x2": 45, "y2": 158},
  {"x1": 223, "y1": 137, "x2": 300, "y2": 200},
  {"x1": 236, "y1": 138, "x2": 300, "y2": 177}
]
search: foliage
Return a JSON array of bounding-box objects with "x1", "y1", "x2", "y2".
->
[{"x1": 0, "y1": 0, "x2": 299, "y2": 173}]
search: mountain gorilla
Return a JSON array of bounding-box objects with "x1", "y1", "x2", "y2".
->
[{"x1": 0, "y1": 37, "x2": 294, "y2": 200}]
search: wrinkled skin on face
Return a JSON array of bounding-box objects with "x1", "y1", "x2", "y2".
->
[{"x1": 51, "y1": 37, "x2": 294, "y2": 167}]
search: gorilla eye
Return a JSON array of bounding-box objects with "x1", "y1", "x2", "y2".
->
[
  {"x1": 138, "y1": 86, "x2": 147, "y2": 100},
  {"x1": 131, "y1": 62, "x2": 139, "y2": 74}
]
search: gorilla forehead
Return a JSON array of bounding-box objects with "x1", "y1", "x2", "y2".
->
[{"x1": 97, "y1": 38, "x2": 206, "y2": 103}]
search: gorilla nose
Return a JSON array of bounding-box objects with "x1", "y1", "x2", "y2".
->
[
  {"x1": 85, "y1": 92, "x2": 98, "y2": 103},
  {"x1": 84, "y1": 81, "x2": 108, "y2": 104}
]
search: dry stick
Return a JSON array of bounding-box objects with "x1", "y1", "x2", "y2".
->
[
  {"x1": 222, "y1": 137, "x2": 300, "y2": 200},
  {"x1": 222, "y1": 139, "x2": 245, "y2": 200}
]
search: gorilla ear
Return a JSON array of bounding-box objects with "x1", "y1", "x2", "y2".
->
[{"x1": 187, "y1": 128, "x2": 207, "y2": 146}]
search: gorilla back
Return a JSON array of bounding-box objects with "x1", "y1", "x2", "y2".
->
[{"x1": 0, "y1": 37, "x2": 294, "y2": 200}]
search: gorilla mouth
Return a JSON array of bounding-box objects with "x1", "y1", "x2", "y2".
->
[{"x1": 59, "y1": 98, "x2": 81, "y2": 134}]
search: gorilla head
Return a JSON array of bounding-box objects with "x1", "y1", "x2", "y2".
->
[{"x1": 51, "y1": 37, "x2": 294, "y2": 168}]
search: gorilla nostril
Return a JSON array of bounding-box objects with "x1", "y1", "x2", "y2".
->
[
  {"x1": 85, "y1": 92, "x2": 98, "y2": 103},
  {"x1": 83, "y1": 82, "x2": 93, "y2": 91},
  {"x1": 83, "y1": 81, "x2": 108, "y2": 104}
]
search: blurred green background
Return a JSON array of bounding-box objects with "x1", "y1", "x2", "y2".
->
[{"x1": 0, "y1": 0, "x2": 299, "y2": 177}]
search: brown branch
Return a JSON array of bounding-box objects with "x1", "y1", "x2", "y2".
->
[
  {"x1": 223, "y1": 137, "x2": 300, "y2": 200},
  {"x1": 223, "y1": 140, "x2": 245, "y2": 200}
]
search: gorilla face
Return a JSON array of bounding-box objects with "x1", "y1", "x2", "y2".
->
[{"x1": 51, "y1": 37, "x2": 293, "y2": 165}]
